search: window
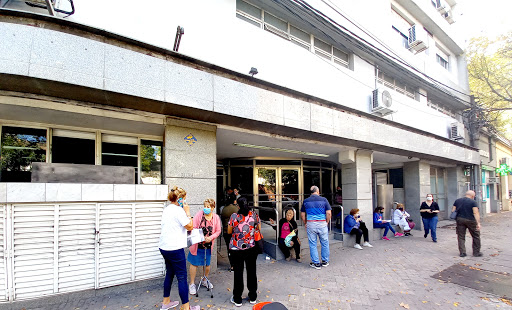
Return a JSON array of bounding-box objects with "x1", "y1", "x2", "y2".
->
[
  {"x1": 426, "y1": 100, "x2": 456, "y2": 118},
  {"x1": 102, "y1": 134, "x2": 138, "y2": 180},
  {"x1": 0, "y1": 126, "x2": 47, "y2": 182},
  {"x1": 52, "y1": 129, "x2": 95, "y2": 165},
  {"x1": 391, "y1": 8, "x2": 411, "y2": 49},
  {"x1": 236, "y1": 0, "x2": 350, "y2": 68},
  {"x1": 436, "y1": 54, "x2": 449, "y2": 69},
  {"x1": 140, "y1": 140, "x2": 163, "y2": 184},
  {"x1": 377, "y1": 71, "x2": 417, "y2": 99}
]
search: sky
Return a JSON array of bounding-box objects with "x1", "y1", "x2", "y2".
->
[{"x1": 453, "y1": 0, "x2": 512, "y2": 46}]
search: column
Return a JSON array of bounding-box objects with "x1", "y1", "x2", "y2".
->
[
  {"x1": 341, "y1": 150, "x2": 373, "y2": 233},
  {"x1": 403, "y1": 161, "x2": 430, "y2": 230},
  {"x1": 164, "y1": 118, "x2": 218, "y2": 268}
]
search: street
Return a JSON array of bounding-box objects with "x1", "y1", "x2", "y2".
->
[{"x1": 5, "y1": 212, "x2": 512, "y2": 310}]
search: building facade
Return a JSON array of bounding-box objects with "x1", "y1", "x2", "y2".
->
[
  {"x1": 496, "y1": 135, "x2": 512, "y2": 211},
  {"x1": 0, "y1": 0, "x2": 479, "y2": 301}
]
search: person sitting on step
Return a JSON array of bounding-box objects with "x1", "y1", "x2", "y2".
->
[
  {"x1": 373, "y1": 206, "x2": 403, "y2": 240},
  {"x1": 344, "y1": 208, "x2": 373, "y2": 249}
]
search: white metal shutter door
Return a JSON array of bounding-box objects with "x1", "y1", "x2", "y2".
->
[
  {"x1": 134, "y1": 202, "x2": 164, "y2": 280},
  {"x1": 98, "y1": 203, "x2": 133, "y2": 288},
  {"x1": 58, "y1": 204, "x2": 96, "y2": 293},
  {"x1": 12, "y1": 204, "x2": 55, "y2": 300},
  {"x1": 0, "y1": 205, "x2": 7, "y2": 301}
]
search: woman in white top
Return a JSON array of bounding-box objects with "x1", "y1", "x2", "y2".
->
[
  {"x1": 158, "y1": 186, "x2": 200, "y2": 310},
  {"x1": 393, "y1": 203, "x2": 413, "y2": 236}
]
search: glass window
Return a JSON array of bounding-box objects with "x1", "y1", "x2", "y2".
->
[
  {"x1": 102, "y1": 135, "x2": 138, "y2": 182},
  {"x1": 333, "y1": 47, "x2": 349, "y2": 62},
  {"x1": 236, "y1": 14, "x2": 261, "y2": 27},
  {"x1": 231, "y1": 166, "x2": 254, "y2": 204},
  {"x1": 314, "y1": 38, "x2": 331, "y2": 54},
  {"x1": 389, "y1": 168, "x2": 404, "y2": 188},
  {"x1": 236, "y1": 0, "x2": 261, "y2": 20},
  {"x1": 321, "y1": 169, "x2": 333, "y2": 203},
  {"x1": 303, "y1": 167, "x2": 320, "y2": 199},
  {"x1": 264, "y1": 12, "x2": 287, "y2": 32},
  {"x1": 140, "y1": 140, "x2": 163, "y2": 184},
  {"x1": 436, "y1": 54, "x2": 449, "y2": 69},
  {"x1": 290, "y1": 25, "x2": 310, "y2": 42},
  {"x1": 1, "y1": 126, "x2": 47, "y2": 182},
  {"x1": 52, "y1": 130, "x2": 95, "y2": 165}
]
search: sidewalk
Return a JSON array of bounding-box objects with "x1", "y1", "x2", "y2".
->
[{"x1": 5, "y1": 212, "x2": 512, "y2": 310}]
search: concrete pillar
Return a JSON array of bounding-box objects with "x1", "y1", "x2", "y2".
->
[
  {"x1": 403, "y1": 161, "x2": 430, "y2": 230},
  {"x1": 164, "y1": 118, "x2": 217, "y2": 268},
  {"x1": 502, "y1": 175, "x2": 511, "y2": 211},
  {"x1": 341, "y1": 150, "x2": 373, "y2": 236}
]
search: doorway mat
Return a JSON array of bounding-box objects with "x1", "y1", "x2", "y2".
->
[{"x1": 432, "y1": 263, "x2": 512, "y2": 300}]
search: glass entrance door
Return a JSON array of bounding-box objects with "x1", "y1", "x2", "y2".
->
[{"x1": 281, "y1": 169, "x2": 300, "y2": 220}]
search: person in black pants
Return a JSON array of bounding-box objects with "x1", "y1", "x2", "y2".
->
[
  {"x1": 271, "y1": 208, "x2": 301, "y2": 262},
  {"x1": 343, "y1": 208, "x2": 373, "y2": 250},
  {"x1": 227, "y1": 197, "x2": 260, "y2": 307}
]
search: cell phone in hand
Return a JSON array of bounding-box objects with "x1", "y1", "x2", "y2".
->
[{"x1": 178, "y1": 198, "x2": 184, "y2": 208}]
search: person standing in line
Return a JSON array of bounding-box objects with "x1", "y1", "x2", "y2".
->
[
  {"x1": 158, "y1": 186, "x2": 200, "y2": 310},
  {"x1": 221, "y1": 199, "x2": 239, "y2": 272},
  {"x1": 188, "y1": 199, "x2": 221, "y2": 295},
  {"x1": 420, "y1": 194, "x2": 440, "y2": 242},
  {"x1": 452, "y1": 190, "x2": 483, "y2": 257},
  {"x1": 227, "y1": 197, "x2": 261, "y2": 307},
  {"x1": 301, "y1": 185, "x2": 332, "y2": 270}
]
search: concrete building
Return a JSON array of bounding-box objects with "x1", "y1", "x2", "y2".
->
[
  {"x1": 496, "y1": 134, "x2": 512, "y2": 211},
  {"x1": 0, "y1": 0, "x2": 479, "y2": 301}
]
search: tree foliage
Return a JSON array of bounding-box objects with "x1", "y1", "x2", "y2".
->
[{"x1": 467, "y1": 32, "x2": 512, "y2": 137}]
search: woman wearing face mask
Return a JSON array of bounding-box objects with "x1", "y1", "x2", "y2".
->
[
  {"x1": 373, "y1": 206, "x2": 403, "y2": 240},
  {"x1": 344, "y1": 208, "x2": 373, "y2": 250},
  {"x1": 393, "y1": 203, "x2": 415, "y2": 236},
  {"x1": 420, "y1": 194, "x2": 440, "y2": 242},
  {"x1": 273, "y1": 208, "x2": 301, "y2": 262},
  {"x1": 187, "y1": 199, "x2": 221, "y2": 295}
]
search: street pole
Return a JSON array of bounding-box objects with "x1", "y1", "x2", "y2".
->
[{"x1": 468, "y1": 95, "x2": 484, "y2": 215}]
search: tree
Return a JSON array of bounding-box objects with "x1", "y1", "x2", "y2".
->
[{"x1": 467, "y1": 31, "x2": 512, "y2": 137}]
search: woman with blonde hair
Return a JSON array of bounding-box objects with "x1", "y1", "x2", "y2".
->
[
  {"x1": 158, "y1": 186, "x2": 200, "y2": 310},
  {"x1": 188, "y1": 198, "x2": 221, "y2": 295}
]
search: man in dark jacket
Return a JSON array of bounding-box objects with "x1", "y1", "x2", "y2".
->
[{"x1": 452, "y1": 190, "x2": 482, "y2": 257}]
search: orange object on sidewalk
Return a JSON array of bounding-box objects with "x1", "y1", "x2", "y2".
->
[{"x1": 252, "y1": 302, "x2": 271, "y2": 310}]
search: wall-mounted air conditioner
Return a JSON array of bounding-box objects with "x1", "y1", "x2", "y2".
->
[
  {"x1": 444, "y1": 11, "x2": 455, "y2": 24},
  {"x1": 372, "y1": 88, "x2": 394, "y2": 115},
  {"x1": 408, "y1": 25, "x2": 428, "y2": 53},
  {"x1": 450, "y1": 121, "x2": 465, "y2": 140}
]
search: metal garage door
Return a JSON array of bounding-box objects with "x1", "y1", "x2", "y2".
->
[{"x1": 3, "y1": 201, "x2": 165, "y2": 301}]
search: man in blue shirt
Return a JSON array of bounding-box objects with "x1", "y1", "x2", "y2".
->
[{"x1": 301, "y1": 185, "x2": 332, "y2": 269}]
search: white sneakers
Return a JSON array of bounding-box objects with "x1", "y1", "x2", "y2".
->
[
  {"x1": 189, "y1": 283, "x2": 196, "y2": 295},
  {"x1": 354, "y1": 242, "x2": 373, "y2": 250}
]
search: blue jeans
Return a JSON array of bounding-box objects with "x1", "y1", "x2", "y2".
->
[
  {"x1": 373, "y1": 222, "x2": 396, "y2": 236},
  {"x1": 307, "y1": 223, "x2": 329, "y2": 264},
  {"x1": 160, "y1": 248, "x2": 188, "y2": 304},
  {"x1": 422, "y1": 216, "x2": 438, "y2": 241}
]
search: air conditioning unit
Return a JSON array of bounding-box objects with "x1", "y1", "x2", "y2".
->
[
  {"x1": 437, "y1": 0, "x2": 450, "y2": 14},
  {"x1": 372, "y1": 88, "x2": 394, "y2": 115},
  {"x1": 444, "y1": 10, "x2": 455, "y2": 24},
  {"x1": 450, "y1": 122, "x2": 465, "y2": 140},
  {"x1": 408, "y1": 25, "x2": 428, "y2": 53}
]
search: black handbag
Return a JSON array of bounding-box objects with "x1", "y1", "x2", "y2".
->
[
  {"x1": 254, "y1": 230, "x2": 264, "y2": 254},
  {"x1": 450, "y1": 210, "x2": 457, "y2": 220}
]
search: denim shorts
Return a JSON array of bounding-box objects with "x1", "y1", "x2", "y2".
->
[{"x1": 187, "y1": 248, "x2": 212, "y2": 266}]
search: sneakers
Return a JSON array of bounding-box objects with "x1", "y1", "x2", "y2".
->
[
  {"x1": 230, "y1": 296, "x2": 242, "y2": 307},
  {"x1": 382, "y1": 236, "x2": 390, "y2": 241},
  {"x1": 363, "y1": 242, "x2": 373, "y2": 247},
  {"x1": 201, "y1": 279, "x2": 213, "y2": 289},
  {"x1": 321, "y1": 261, "x2": 329, "y2": 267},
  {"x1": 189, "y1": 283, "x2": 196, "y2": 295},
  {"x1": 394, "y1": 232, "x2": 404, "y2": 237},
  {"x1": 354, "y1": 244, "x2": 363, "y2": 250},
  {"x1": 249, "y1": 299, "x2": 257, "y2": 304},
  {"x1": 309, "y1": 262, "x2": 321, "y2": 270},
  {"x1": 160, "y1": 300, "x2": 179, "y2": 310},
  {"x1": 189, "y1": 306, "x2": 200, "y2": 310}
]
